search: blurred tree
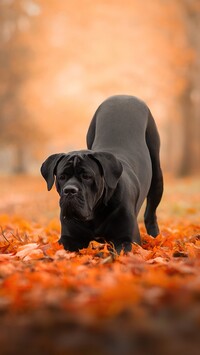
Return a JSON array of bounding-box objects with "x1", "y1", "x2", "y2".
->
[
  {"x1": 0, "y1": 0, "x2": 42, "y2": 173},
  {"x1": 177, "y1": 0, "x2": 200, "y2": 175}
]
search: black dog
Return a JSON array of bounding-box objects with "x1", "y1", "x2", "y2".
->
[{"x1": 41, "y1": 95, "x2": 163, "y2": 253}]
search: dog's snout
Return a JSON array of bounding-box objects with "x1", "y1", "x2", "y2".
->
[{"x1": 63, "y1": 185, "x2": 79, "y2": 195}]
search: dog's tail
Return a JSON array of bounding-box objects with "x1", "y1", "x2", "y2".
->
[{"x1": 86, "y1": 112, "x2": 97, "y2": 149}]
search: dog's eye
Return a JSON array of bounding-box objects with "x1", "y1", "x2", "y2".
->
[
  {"x1": 81, "y1": 173, "x2": 92, "y2": 180},
  {"x1": 59, "y1": 174, "x2": 67, "y2": 181}
]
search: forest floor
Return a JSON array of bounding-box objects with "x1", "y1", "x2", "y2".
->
[{"x1": 0, "y1": 175, "x2": 200, "y2": 355}]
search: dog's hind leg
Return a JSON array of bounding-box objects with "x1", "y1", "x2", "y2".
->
[{"x1": 144, "y1": 110, "x2": 164, "y2": 237}]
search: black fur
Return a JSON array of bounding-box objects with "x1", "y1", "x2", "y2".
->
[{"x1": 41, "y1": 95, "x2": 163, "y2": 253}]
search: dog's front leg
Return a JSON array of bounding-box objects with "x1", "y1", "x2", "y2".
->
[
  {"x1": 59, "y1": 217, "x2": 93, "y2": 251},
  {"x1": 109, "y1": 212, "x2": 141, "y2": 254}
]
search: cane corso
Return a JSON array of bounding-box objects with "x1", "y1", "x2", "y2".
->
[{"x1": 41, "y1": 95, "x2": 163, "y2": 253}]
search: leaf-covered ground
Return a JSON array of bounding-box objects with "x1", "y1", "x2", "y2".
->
[{"x1": 0, "y1": 176, "x2": 200, "y2": 355}]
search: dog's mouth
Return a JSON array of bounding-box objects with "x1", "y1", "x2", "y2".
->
[{"x1": 60, "y1": 195, "x2": 92, "y2": 222}]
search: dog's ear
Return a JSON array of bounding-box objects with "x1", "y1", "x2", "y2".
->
[
  {"x1": 41, "y1": 153, "x2": 65, "y2": 191},
  {"x1": 90, "y1": 151, "x2": 123, "y2": 190}
]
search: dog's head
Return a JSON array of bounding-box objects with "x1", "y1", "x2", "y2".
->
[
  {"x1": 41, "y1": 150, "x2": 123, "y2": 221},
  {"x1": 41, "y1": 150, "x2": 123, "y2": 220}
]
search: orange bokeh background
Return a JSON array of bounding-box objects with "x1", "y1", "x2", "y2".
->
[{"x1": 0, "y1": 0, "x2": 200, "y2": 175}]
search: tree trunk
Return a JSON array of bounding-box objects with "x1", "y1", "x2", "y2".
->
[
  {"x1": 177, "y1": 1, "x2": 200, "y2": 176},
  {"x1": 13, "y1": 145, "x2": 27, "y2": 174}
]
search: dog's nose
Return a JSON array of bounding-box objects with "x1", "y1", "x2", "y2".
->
[{"x1": 63, "y1": 185, "x2": 79, "y2": 195}]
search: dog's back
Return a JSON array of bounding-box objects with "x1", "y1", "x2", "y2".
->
[
  {"x1": 87, "y1": 95, "x2": 153, "y2": 191},
  {"x1": 87, "y1": 95, "x2": 149, "y2": 154}
]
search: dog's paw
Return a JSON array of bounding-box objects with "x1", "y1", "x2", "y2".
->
[
  {"x1": 58, "y1": 236, "x2": 78, "y2": 251},
  {"x1": 115, "y1": 241, "x2": 133, "y2": 255},
  {"x1": 145, "y1": 216, "x2": 160, "y2": 237},
  {"x1": 146, "y1": 223, "x2": 160, "y2": 237}
]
